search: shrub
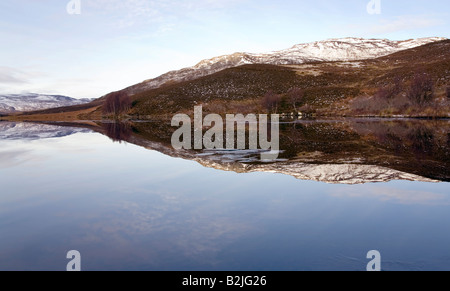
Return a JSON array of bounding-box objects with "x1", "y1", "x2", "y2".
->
[
  {"x1": 350, "y1": 96, "x2": 388, "y2": 114},
  {"x1": 350, "y1": 96, "x2": 371, "y2": 113},
  {"x1": 374, "y1": 76, "x2": 403, "y2": 100},
  {"x1": 407, "y1": 73, "x2": 434, "y2": 106},
  {"x1": 287, "y1": 87, "x2": 304, "y2": 112},
  {"x1": 374, "y1": 87, "x2": 391, "y2": 100},
  {"x1": 390, "y1": 95, "x2": 411, "y2": 112},
  {"x1": 262, "y1": 90, "x2": 281, "y2": 113}
]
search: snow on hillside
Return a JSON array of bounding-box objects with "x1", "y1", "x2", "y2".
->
[{"x1": 0, "y1": 93, "x2": 93, "y2": 113}]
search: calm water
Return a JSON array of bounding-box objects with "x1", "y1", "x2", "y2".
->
[{"x1": 0, "y1": 121, "x2": 449, "y2": 271}]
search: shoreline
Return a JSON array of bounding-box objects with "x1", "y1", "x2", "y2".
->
[{"x1": 2, "y1": 115, "x2": 449, "y2": 124}]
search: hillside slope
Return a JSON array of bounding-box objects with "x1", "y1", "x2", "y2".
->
[
  {"x1": 129, "y1": 39, "x2": 450, "y2": 118},
  {"x1": 125, "y1": 37, "x2": 446, "y2": 95}
]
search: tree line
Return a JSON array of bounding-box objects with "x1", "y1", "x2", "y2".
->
[
  {"x1": 103, "y1": 91, "x2": 131, "y2": 117},
  {"x1": 262, "y1": 87, "x2": 305, "y2": 114}
]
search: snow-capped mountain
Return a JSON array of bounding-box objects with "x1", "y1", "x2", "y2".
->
[
  {"x1": 0, "y1": 93, "x2": 93, "y2": 113},
  {"x1": 126, "y1": 37, "x2": 446, "y2": 94}
]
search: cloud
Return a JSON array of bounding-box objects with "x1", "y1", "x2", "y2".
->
[
  {"x1": 0, "y1": 67, "x2": 29, "y2": 84},
  {"x1": 0, "y1": 149, "x2": 34, "y2": 168},
  {"x1": 85, "y1": 0, "x2": 164, "y2": 28},
  {"x1": 369, "y1": 15, "x2": 445, "y2": 34},
  {"x1": 0, "y1": 67, "x2": 52, "y2": 96},
  {"x1": 83, "y1": 0, "x2": 244, "y2": 28},
  {"x1": 331, "y1": 186, "x2": 448, "y2": 205}
]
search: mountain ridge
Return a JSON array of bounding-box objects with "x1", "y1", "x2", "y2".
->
[{"x1": 124, "y1": 37, "x2": 446, "y2": 95}]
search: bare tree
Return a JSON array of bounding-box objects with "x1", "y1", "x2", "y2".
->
[
  {"x1": 446, "y1": 86, "x2": 450, "y2": 99},
  {"x1": 262, "y1": 90, "x2": 281, "y2": 113},
  {"x1": 287, "y1": 87, "x2": 304, "y2": 112},
  {"x1": 407, "y1": 72, "x2": 434, "y2": 106},
  {"x1": 103, "y1": 91, "x2": 131, "y2": 117}
]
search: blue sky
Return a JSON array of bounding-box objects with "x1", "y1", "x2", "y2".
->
[{"x1": 0, "y1": 0, "x2": 448, "y2": 99}]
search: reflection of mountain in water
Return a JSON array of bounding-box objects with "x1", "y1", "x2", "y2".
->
[
  {"x1": 2, "y1": 119, "x2": 449, "y2": 184},
  {"x1": 106, "y1": 119, "x2": 449, "y2": 184},
  {"x1": 0, "y1": 122, "x2": 91, "y2": 140}
]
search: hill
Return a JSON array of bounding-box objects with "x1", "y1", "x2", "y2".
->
[
  {"x1": 2, "y1": 38, "x2": 449, "y2": 121},
  {"x1": 123, "y1": 37, "x2": 446, "y2": 96},
  {"x1": 128, "y1": 39, "x2": 450, "y2": 118}
]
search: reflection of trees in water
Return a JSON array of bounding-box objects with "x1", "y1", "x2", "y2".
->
[
  {"x1": 351, "y1": 121, "x2": 445, "y2": 156},
  {"x1": 408, "y1": 127, "x2": 435, "y2": 157},
  {"x1": 279, "y1": 122, "x2": 362, "y2": 158},
  {"x1": 380, "y1": 132, "x2": 404, "y2": 154},
  {"x1": 102, "y1": 122, "x2": 132, "y2": 143},
  {"x1": 278, "y1": 120, "x2": 449, "y2": 180}
]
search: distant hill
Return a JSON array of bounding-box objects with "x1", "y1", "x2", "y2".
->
[{"x1": 0, "y1": 93, "x2": 93, "y2": 113}]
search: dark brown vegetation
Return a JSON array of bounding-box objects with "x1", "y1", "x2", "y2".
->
[
  {"x1": 103, "y1": 91, "x2": 131, "y2": 117},
  {"x1": 407, "y1": 72, "x2": 434, "y2": 106},
  {"x1": 350, "y1": 71, "x2": 440, "y2": 116},
  {"x1": 262, "y1": 90, "x2": 281, "y2": 113},
  {"x1": 374, "y1": 76, "x2": 403, "y2": 100},
  {"x1": 287, "y1": 87, "x2": 305, "y2": 112}
]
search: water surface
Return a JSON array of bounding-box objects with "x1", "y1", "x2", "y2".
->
[{"x1": 0, "y1": 120, "x2": 449, "y2": 271}]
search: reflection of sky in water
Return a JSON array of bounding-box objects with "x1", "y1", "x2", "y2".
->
[{"x1": 0, "y1": 129, "x2": 449, "y2": 270}]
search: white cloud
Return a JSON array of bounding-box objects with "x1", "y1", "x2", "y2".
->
[
  {"x1": 369, "y1": 15, "x2": 444, "y2": 34},
  {"x1": 83, "y1": 0, "x2": 244, "y2": 28},
  {"x1": 332, "y1": 186, "x2": 448, "y2": 205},
  {"x1": 0, "y1": 67, "x2": 30, "y2": 84},
  {"x1": 0, "y1": 67, "x2": 54, "y2": 95}
]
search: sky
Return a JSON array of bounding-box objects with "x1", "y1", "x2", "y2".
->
[{"x1": 0, "y1": 0, "x2": 448, "y2": 99}]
